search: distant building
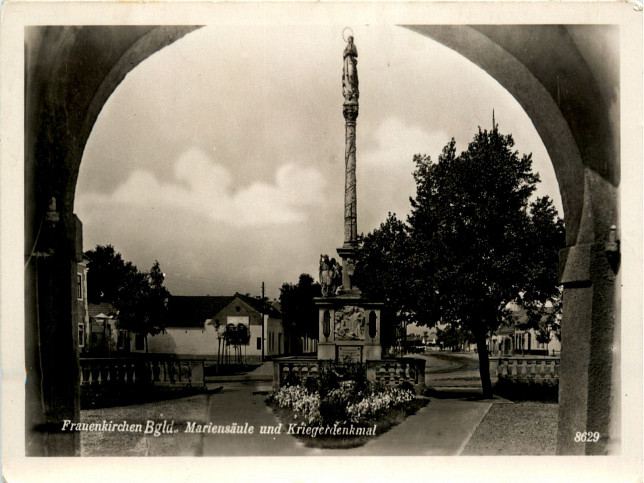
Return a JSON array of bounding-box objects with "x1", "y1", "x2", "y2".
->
[
  {"x1": 406, "y1": 305, "x2": 561, "y2": 356},
  {"x1": 86, "y1": 302, "x2": 119, "y2": 354},
  {"x1": 142, "y1": 293, "x2": 285, "y2": 363},
  {"x1": 75, "y1": 255, "x2": 90, "y2": 353},
  {"x1": 270, "y1": 300, "x2": 317, "y2": 356},
  {"x1": 486, "y1": 304, "x2": 561, "y2": 356},
  {"x1": 406, "y1": 323, "x2": 447, "y2": 351}
]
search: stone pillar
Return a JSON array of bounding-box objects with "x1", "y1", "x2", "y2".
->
[
  {"x1": 339, "y1": 103, "x2": 359, "y2": 292},
  {"x1": 23, "y1": 25, "x2": 199, "y2": 457},
  {"x1": 343, "y1": 102, "x2": 358, "y2": 248},
  {"x1": 556, "y1": 169, "x2": 619, "y2": 455},
  {"x1": 339, "y1": 35, "x2": 360, "y2": 293}
]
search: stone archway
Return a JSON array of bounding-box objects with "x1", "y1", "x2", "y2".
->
[
  {"x1": 409, "y1": 25, "x2": 620, "y2": 455},
  {"x1": 24, "y1": 24, "x2": 620, "y2": 456},
  {"x1": 24, "y1": 26, "x2": 201, "y2": 456}
]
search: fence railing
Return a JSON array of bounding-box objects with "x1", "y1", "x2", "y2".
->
[
  {"x1": 273, "y1": 357, "x2": 426, "y2": 392},
  {"x1": 367, "y1": 358, "x2": 426, "y2": 389},
  {"x1": 273, "y1": 357, "x2": 319, "y2": 387},
  {"x1": 489, "y1": 357, "x2": 560, "y2": 382},
  {"x1": 79, "y1": 356, "x2": 205, "y2": 388}
]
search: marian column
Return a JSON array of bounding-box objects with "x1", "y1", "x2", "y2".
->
[
  {"x1": 315, "y1": 33, "x2": 383, "y2": 365},
  {"x1": 337, "y1": 35, "x2": 360, "y2": 293}
]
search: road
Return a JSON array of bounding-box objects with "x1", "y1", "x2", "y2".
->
[
  {"x1": 420, "y1": 351, "x2": 485, "y2": 389},
  {"x1": 424, "y1": 351, "x2": 480, "y2": 374}
]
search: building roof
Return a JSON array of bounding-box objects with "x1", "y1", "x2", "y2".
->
[
  {"x1": 167, "y1": 296, "x2": 233, "y2": 328},
  {"x1": 88, "y1": 302, "x2": 117, "y2": 318},
  {"x1": 505, "y1": 304, "x2": 555, "y2": 327},
  {"x1": 166, "y1": 294, "x2": 282, "y2": 328},
  {"x1": 235, "y1": 293, "x2": 282, "y2": 319}
]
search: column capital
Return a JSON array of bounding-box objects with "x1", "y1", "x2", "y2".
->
[{"x1": 343, "y1": 102, "x2": 359, "y2": 122}]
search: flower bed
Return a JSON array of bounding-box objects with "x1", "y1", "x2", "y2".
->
[{"x1": 267, "y1": 377, "x2": 426, "y2": 449}]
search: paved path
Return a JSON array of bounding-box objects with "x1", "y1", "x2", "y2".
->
[
  {"x1": 204, "y1": 361, "x2": 274, "y2": 383},
  {"x1": 201, "y1": 381, "x2": 313, "y2": 456},
  {"x1": 201, "y1": 380, "x2": 494, "y2": 456},
  {"x1": 200, "y1": 357, "x2": 501, "y2": 456},
  {"x1": 310, "y1": 396, "x2": 493, "y2": 456},
  {"x1": 422, "y1": 352, "x2": 494, "y2": 389}
]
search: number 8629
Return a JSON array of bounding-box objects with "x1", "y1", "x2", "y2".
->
[{"x1": 574, "y1": 431, "x2": 600, "y2": 443}]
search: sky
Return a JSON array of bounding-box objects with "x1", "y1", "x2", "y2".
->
[{"x1": 75, "y1": 25, "x2": 563, "y2": 300}]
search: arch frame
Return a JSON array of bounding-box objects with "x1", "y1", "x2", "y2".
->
[{"x1": 15, "y1": 21, "x2": 629, "y2": 458}]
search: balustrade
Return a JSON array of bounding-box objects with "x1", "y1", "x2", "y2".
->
[
  {"x1": 273, "y1": 357, "x2": 425, "y2": 391},
  {"x1": 276, "y1": 358, "x2": 319, "y2": 386},
  {"x1": 79, "y1": 356, "x2": 205, "y2": 388},
  {"x1": 369, "y1": 358, "x2": 425, "y2": 389},
  {"x1": 489, "y1": 357, "x2": 560, "y2": 382}
]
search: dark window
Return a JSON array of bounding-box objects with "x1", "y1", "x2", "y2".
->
[
  {"x1": 77, "y1": 274, "x2": 82, "y2": 299},
  {"x1": 118, "y1": 330, "x2": 129, "y2": 351},
  {"x1": 369, "y1": 311, "x2": 377, "y2": 339},
  {"x1": 78, "y1": 324, "x2": 85, "y2": 347},
  {"x1": 257, "y1": 337, "x2": 262, "y2": 350},
  {"x1": 323, "y1": 310, "x2": 330, "y2": 339},
  {"x1": 528, "y1": 332, "x2": 532, "y2": 351},
  {"x1": 135, "y1": 333, "x2": 145, "y2": 351}
]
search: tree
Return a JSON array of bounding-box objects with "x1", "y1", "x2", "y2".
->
[
  {"x1": 85, "y1": 245, "x2": 136, "y2": 304},
  {"x1": 115, "y1": 260, "x2": 170, "y2": 352},
  {"x1": 436, "y1": 323, "x2": 474, "y2": 352},
  {"x1": 353, "y1": 213, "x2": 415, "y2": 353},
  {"x1": 407, "y1": 127, "x2": 565, "y2": 397},
  {"x1": 86, "y1": 245, "x2": 170, "y2": 352},
  {"x1": 279, "y1": 273, "x2": 321, "y2": 354}
]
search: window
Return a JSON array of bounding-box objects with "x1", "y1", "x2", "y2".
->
[
  {"x1": 77, "y1": 274, "x2": 82, "y2": 299},
  {"x1": 117, "y1": 330, "x2": 129, "y2": 351},
  {"x1": 135, "y1": 333, "x2": 145, "y2": 351},
  {"x1": 78, "y1": 323, "x2": 85, "y2": 347},
  {"x1": 257, "y1": 337, "x2": 262, "y2": 350},
  {"x1": 527, "y1": 332, "x2": 532, "y2": 351},
  {"x1": 322, "y1": 310, "x2": 330, "y2": 339},
  {"x1": 369, "y1": 311, "x2": 377, "y2": 339}
]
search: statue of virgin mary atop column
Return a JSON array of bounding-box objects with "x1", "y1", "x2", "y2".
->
[{"x1": 342, "y1": 35, "x2": 359, "y2": 103}]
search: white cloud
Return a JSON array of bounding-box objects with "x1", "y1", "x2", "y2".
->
[
  {"x1": 77, "y1": 148, "x2": 326, "y2": 227},
  {"x1": 362, "y1": 117, "x2": 450, "y2": 169},
  {"x1": 354, "y1": 117, "x2": 450, "y2": 232}
]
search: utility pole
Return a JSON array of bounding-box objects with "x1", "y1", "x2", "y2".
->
[{"x1": 261, "y1": 281, "x2": 265, "y2": 362}]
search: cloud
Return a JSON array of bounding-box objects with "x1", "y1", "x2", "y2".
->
[
  {"x1": 74, "y1": 25, "x2": 563, "y2": 299},
  {"x1": 77, "y1": 148, "x2": 326, "y2": 227},
  {"x1": 354, "y1": 117, "x2": 450, "y2": 231},
  {"x1": 361, "y1": 117, "x2": 450, "y2": 169}
]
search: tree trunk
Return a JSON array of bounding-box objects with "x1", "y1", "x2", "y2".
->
[{"x1": 475, "y1": 333, "x2": 494, "y2": 398}]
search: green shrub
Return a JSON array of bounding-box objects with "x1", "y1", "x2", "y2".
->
[
  {"x1": 494, "y1": 377, "x2": 558, "y2": 402},
  {"x1": 345, "y1": 387, "x2": 416, "y2": 423},
  {"x1": 318, "y1": 362, "x2": 340, "y2": 397},
  {"x1": 319, "y1": 388, "x2": 351, "y2": 425},
  {"x1": 303, "y1": 377, "x2": 320, "y2": 394},
  {"x1": 271, "y1": 379, "x2": 418, "y2": 427},
  {"x1": 270, "y1": 385, "x2": 321, "y2": 424},
  {"x1": 400, "y1": 380, "x2": 415, "y2": 394},
  {"x1": 282, "y1": 369, "x2": 301, "y2": 387}
]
